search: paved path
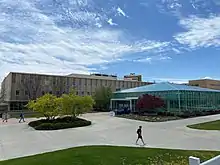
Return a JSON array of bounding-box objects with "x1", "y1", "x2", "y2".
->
[{"x1": 0, "y1": 113, "x2": 220, "y2": 161}]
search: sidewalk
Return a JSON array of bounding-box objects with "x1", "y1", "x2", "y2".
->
[{"x1": 1, "y1": 113, "x2": 220, "y2": 161}]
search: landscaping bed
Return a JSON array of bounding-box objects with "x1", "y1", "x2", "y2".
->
[
  {"x1": 0, "y1": 146, "x2": 219, "y2": 165},
  {"x1": 118, "y1": 114, "x2": 182, "y2": 122},
  {"x1": 28, "y1": 116, "x2": 91, "y2": 130}
]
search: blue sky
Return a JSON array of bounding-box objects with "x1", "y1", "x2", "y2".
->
[{"x1": 0, "y1": 0, "x2": 220, "y2": 83}]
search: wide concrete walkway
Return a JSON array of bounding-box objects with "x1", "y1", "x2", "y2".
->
[{"x1": 1, "y1": 113, "x2": 220, "y2": 161}]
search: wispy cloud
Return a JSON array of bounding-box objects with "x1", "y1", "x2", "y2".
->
[
  {"x1": 201, "y1": 76, "x2": 213, "y2": 80},
  {"x1": 117, "y1": 7, "x2": 127, "y2": 17},
  {"x1": 133, "y1": 55, "x2": 171, "y2": 63},
  {"x1": 174, "y1": 15, "x2": 220, "y2": 48},
  {"x1": 149, "y1": 77, "x2": 189, "y2": 84},
  {"x1": 107, "y1": 18, "x2": 117, "y2": 26},
  {"x1": 0, "y1": 0, "x2": 170, "y2": 81},
  {"x1": 156, "y1": 0, "x2": 220, "y2": 18}
]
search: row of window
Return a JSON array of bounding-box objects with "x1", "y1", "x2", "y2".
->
[
  {"x1": 12, "y1": 73, "x2": 145, "y2": 87},
  {"x1": 15, "y1": 90, "x2": 94, "y2": 97},
  {"x1": 16, "y1": 90, "x2": 28, "y2": 96}
]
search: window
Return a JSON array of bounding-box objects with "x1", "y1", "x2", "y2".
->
[
  {"x1": 20, "y1": 75, "x2": 24, "y2": 83},
  {"x1": 116, "y1": 88, "x2": 121, "y2": 91},
  {"x1": 42, "y1": 91, "x2": 45, "y2": 95},
  {"x1": 56, "y1": 91, "x2": 60, "y2": 96},
  {"x1": 49, "y1": 91, "x2": 52, "y2": 94},
  {"x1": 81, "y1": 91, "x2": 84, "y2": 95},
  {"x1": 12, "y1": 74, "x2": 16, "y2": 83},
  {"x1": 87, "y1": 92, "x2": 90, "y2": 95},
  {"x1": 25, "y1": 90, "x2": 28, "y2": 96},
  {"x1": 16, "y1": 90, "x2": 20, "y2": 96},
  {"x1": 85, "y1": 79, "x2": 87, "y2": 86}
]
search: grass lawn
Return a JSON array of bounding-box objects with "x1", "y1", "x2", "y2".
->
[
  {"x1": 187, "y1": 120, "x2": 220, "y2": 130},
  {"x1": 1, "y1": 146, "x2": 220, "y2": 165}
]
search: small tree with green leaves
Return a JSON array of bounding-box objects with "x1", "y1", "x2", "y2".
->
[
  {"x1": 75, "y1": 95, "x2": 95, "y2": 116},
  {"x1": 93, "y1": 86, "x2": 113, "y2": 111},
  {"x1": 26, "y1": 93, "x2": 60, "y2": 120},
  {"x1": 59, "y1": 91, "x2": 95, "y2": 118}
]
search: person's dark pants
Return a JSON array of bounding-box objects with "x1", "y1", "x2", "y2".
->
[
  {"x1": 19, "y1": 117, "x2": 25, "y2": 123},
  {"x1": 3, "y1": 118, "x2": 7, "y2": 122}
]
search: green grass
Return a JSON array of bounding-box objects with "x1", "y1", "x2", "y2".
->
[
  {"x1": 187, "y1": 120, "x2": 220, "y2": 130},
  {"x1": 1, "y1": 146, "x2": 219, "y2": 165}
]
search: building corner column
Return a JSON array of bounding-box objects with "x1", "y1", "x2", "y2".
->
[{"x1": 129, "y1": 99, "x2": 132, "y2": 111}]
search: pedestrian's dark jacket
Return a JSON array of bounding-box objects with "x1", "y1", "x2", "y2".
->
[{"x1": 137, "y1": 128, "x2": 141, "y2": 135}]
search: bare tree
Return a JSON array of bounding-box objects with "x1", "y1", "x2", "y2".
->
[
  {"x1": 22, "y1": 74, "x2": 42, "y2": 100},
  {"x1": 0, "y1": 82, "x2": 6, "y2": 103},
  {"x1": 54, "y1": 77, "x2": 67, "y2": 96}
]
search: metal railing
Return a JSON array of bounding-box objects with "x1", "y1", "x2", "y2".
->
[{"x1": 189, "y1": 155, "x2": 220, "y2": 165}]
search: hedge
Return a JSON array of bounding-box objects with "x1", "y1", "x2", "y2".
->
[{"x1": 29, "y1": 116, "x2": 91, "y2": 130}]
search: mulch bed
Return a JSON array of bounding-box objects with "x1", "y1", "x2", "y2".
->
[{"x1": 118, "y1": 114, "x2": 182, "y2": 122}]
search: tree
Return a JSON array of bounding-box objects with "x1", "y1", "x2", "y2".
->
[
  {"x1": 136, "y1": 94, "x2": 165, "y2": 113},
  {"x1": 0, "y1": 85, "x2": 6, "y2": 103},
  {"x1": 93, "y1": 86, "x2": 113, "y2": 111},
  {"x1": 22, "y1": 74, "x2": 42, "y2": 100},
  {"x1": 59, "y1": 91, "x2": 95, "y2": 118},
  {"x1": 26, "y1": 94, "x2": 60, "y2": 120},
  {"x1": 75, "y1": 95, "x2": 95, "y2": 116},
  {"x1": 26, "y1": 89, "x2": 95, "y2": 120}
]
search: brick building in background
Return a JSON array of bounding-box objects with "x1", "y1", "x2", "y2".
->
[
  {"x1": 189, "y1": 79, "x2": 220, "y2": 90},
  {"x1": 0, "y1": 72, "x2": 152, "y2": 112},
  {"x1": 124, "y1": 73, "x2": 142, "y2": 81}
]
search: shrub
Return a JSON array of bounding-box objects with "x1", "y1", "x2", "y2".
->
[
  {"x1": 29, "y1": 116, "x2": 91, "y2": 130},
  {"x1": 35, "y1": 123, "x2": 54, "y2": 130},
  {"x1": 136, "y1": 94, "x2": 165, "y2": 113}
]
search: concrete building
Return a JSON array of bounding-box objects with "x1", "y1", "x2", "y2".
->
[
  {"x1": 0, "y1": 72, "x2": 152, "y2": 112},
  {"x1": 189, "y1": 79, "x2": 220, "y2": 90}
]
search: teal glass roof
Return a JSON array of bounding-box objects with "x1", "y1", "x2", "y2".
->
[{"x1": 115, "y1": 82, "x2": 220, "y2": 93}]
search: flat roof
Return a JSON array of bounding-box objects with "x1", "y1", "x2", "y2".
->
[
  {"x1": 114, "y1": 82, "x2": 220, "y2": 93},
  {"x1": 6, "y1": 72, "x2": 150, "y2": 82}
]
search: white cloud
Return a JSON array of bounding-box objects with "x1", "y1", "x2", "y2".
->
[
  {"x1": 134, "y1": 57, "x2": 153, "y2": 63},
  {"x1": 117, "y1": 7, "x2": 127, "y2": 17},
  {"x1": 150, "y1": 77, "x2": 189, "y2": 84},
  {"x1": 172, "y1": 47, "x2": 182, "y2": 54},
  {"x1": 133, "y1": 55, "x2": 171, "y2": 63},
  {"x1": 156, "y1": 0, "x2": 183, "y2": 18},
  {"x1": 191, "y1": 3, "x2": 196, "y2": 9},
  {"x1": 0, "y1": 0, "x2": 169, "y2": 82},
  {"x1": 201, "y1": 76, "x2": 213, "y2": 79},
  {"x1": 107, "y1": 18, "x2": 117, "y2": 26},
  {"x1": 174, "y1": 15, "x2": 220, "y2": 48}
]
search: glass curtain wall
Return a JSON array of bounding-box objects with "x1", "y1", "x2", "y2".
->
[{"x1": 113, "y1": 90, "x2": 220, "y2": 113}]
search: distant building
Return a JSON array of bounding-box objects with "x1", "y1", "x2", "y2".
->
[
  {"x1": 124, "y1": 73, "x2": 142, "y2": 81},
  {"x1": 0, "y1": 72, "x2": 152, "y2": 112},
  {"x1": 189, "y1": 79, "x2": 220, "y2": 90}
]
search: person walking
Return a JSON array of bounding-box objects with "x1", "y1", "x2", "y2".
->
[
  {"x1": 2, "y1": 111, "x2": 8, "y2": 122},
  {"x1": 19, "y1": 112, "x2": 25, "y2": 123},
  {"x1": 136, "y1": 126, "x2": 145, "y2": 145}
]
